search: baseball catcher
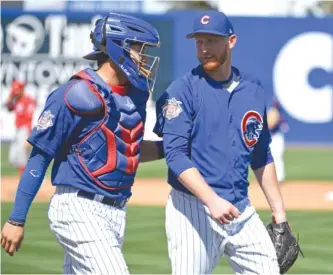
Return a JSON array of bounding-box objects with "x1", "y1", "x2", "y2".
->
[{"x1": 267, "y1": 221, "x2": 304, "y2": 274}]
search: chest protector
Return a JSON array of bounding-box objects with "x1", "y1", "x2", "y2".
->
[{"x1": 68, "y1": 69, "x2": 146, "y2": 191}]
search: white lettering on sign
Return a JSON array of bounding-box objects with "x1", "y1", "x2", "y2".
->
[{"x1": 273, "y1": 32, "x2": 333, "y2": 123}]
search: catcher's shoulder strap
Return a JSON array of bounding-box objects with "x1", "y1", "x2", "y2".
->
[{"x1": 65, "y1": 70, "x2": 105, "y2": 115}]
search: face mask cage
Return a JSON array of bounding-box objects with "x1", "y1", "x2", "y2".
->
[{"x1": 123, "y1": 38, "x2": 160, "y2": 93}]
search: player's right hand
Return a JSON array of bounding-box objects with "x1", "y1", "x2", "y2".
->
[
  {"x1": 1, "y1": 222, "x2": 24, "y2": 256},
  {"x1": 206, "y1": 196, "x2": 241, "y2": 224}
]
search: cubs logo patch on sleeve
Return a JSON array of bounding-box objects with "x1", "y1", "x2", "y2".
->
[
  {"x1": 36, "y1": 110, "x2": 54, "y2": 130},
  {"x1": 162, "y1": 97, "x2": 183, "y2": 120},
  {"x1": 241, "y1": 111, "x2": 263, "y2": 147}
]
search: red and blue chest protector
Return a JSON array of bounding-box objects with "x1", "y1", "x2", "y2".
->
[{"x1": 28, "y1": 68, "x2": 149, "y2": 200}]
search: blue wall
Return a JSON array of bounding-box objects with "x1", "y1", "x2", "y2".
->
[
  {"x1": 1, "y1": 9, "x2": 333, "y2": 144},
  {"x1": 169, "y1": 12, "x2": 333, "y2": 144}
]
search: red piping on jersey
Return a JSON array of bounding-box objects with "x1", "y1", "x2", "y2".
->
[{"x1": 91, "y1": 125, "x2": 117, "y2": 177}]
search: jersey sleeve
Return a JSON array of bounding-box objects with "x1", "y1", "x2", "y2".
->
[
  {"x1": 163, "y1": 133, "x2": 194, "y2": 176},
  {"x1": 154, "y1": 79, "x2": 193, "y2": 139},
  {"x1": 9, "y1": 147, "x2": 52, "y2": 223},
  {"x1": 28, "y1": 86, "x2": 83, "y2": 157},
  {"x1": 251, "y1": 108, "x2": 274, "y2": 170}
]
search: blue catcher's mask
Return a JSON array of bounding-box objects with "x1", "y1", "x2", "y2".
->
[{"x1": 84, "y1": 13, "x2": 160, "y2": 93}]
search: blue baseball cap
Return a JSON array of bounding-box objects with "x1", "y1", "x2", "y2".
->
[{"x1": 186, "y1": 10, "x2": 234, "y2": 39}]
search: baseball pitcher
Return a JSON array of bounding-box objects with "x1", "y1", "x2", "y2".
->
[
  {"x1": 1, "y1": 13, "x2": 164, "y2": 274},
  {"x1": 154, "y1": 11, "x2": 301, "y2": 275}
]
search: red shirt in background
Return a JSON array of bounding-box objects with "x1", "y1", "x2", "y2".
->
[{"x1": 8, "y1": 94, "x2": 36, "y2": 131}]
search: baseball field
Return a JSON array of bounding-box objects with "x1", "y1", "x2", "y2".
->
[{"x1": 1, "y1": 144, "x2": 333, "y2": 274}]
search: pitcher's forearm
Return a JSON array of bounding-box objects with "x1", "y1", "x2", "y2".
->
[
  {"x1": 254, "y1": 162, "x2": 287, "y2": 222},
  {"x1": 178, "y1": 168, "x2": 218, "y2": 205}
]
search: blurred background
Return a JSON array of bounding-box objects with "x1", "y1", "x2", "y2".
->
[{"x1": 1, "y1": 0, "x2": 333, "y2": 274}]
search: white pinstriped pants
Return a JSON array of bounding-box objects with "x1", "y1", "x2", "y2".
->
[
  {"x1": 166, "y1": 188, "x2": 280, "y2": 275},
  {"x1": 48, "y1": 186, "x2": 129, "y2": 274}
]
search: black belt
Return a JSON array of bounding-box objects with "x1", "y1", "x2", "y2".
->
[{"x1": 77, "y1": 190, "x2": 127, "y2": 208}]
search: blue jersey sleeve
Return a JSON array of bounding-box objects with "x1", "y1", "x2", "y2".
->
[
  {"x1": 9, "y1": 147, "x2": 52, "y2": 223},
  {"x1": 266, "y1": 99, "x2": 274, "y2": 110},
  {"x1": 154, "y1": 79, "x2": 193, "y2": 139},
  {"x1": 28, "y1": 86, "x2": 83, "y2": 157},
  {"x1": 163, "y1": 133, "x2": 194, "y2": 177},
  {"x1": 251, "y1": 108, "x2": 274, "y2": 170}
]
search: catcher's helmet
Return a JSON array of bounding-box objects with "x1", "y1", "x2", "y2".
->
[{"x1": 84, "y1": 12, "x2": 160, "y2": 93}]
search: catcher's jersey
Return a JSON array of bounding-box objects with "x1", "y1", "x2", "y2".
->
[
  {"x1": 28, "y1": 69, "x2": 148, "y2": 200},
  {"x1": 154, "y1": 66, "x2": 272, "y2": 204}
]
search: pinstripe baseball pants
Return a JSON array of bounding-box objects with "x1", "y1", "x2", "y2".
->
[
  {"x1": 48, "y1": 186, "x2": 129, "y2": 274},
  {"x1": 166, "y1": 188, "x2": 280, "y2": 275}
]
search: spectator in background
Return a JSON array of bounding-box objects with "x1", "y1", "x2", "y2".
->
[
  {"x1": 6, "y1": 80, "x2": 36, "y2": 176},
  {"x1": 267, "y1": 97, "x2": 288, "y2": 183}
]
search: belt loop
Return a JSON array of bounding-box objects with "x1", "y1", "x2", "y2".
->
[{"x1": 94, "y1": 194, "x2": 104, "y2": 203}]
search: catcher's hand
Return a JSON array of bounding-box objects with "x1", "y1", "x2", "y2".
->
[{"x1": 267, "y1": 222, "x2": 304, "y2": 274}]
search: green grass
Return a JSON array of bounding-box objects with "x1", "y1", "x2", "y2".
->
[
  {"x1": 2, "y1": 143, "x2": 332, "y2": 180},
  {"x1": 283, "y1": 148, "x2": 333, "y2": 181},
  {"x1": 1, "y1": 203, "x2": 333, "y2": 274}
]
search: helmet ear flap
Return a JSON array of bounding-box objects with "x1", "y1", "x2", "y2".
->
[{"x1": 90, "y1": 18, "x2": 107, "y2": 46}]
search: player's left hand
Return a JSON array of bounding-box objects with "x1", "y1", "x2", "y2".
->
[
  {"x1": 267, "y1": 221, "x2": 304, "y2": 274},
  {"x1": 0, "y1": 222, "x2": 24, "y2": 256}
]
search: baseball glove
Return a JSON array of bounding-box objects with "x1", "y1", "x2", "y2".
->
[{"x1": 267, "y1": 222, "x2": 304, "y2": 274}]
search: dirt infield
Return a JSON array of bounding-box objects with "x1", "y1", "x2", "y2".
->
[{"x1": 1, "y1": 176, "x2": 333, "y2": 210}]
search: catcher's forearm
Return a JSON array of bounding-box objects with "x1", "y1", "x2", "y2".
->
[
  {"x1": 139, "y1": 140, "x2": 164, "y2": 162},
  {"x1": 9, "y1": 147, "x2": 52, "y2": 223},
  {"x1": 253, "y1": 162, "x2": 287, "y2": 223}
]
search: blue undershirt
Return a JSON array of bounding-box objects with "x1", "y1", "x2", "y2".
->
[{"x1": 9, "y1": 147, "x2": 52, "y2": 223}]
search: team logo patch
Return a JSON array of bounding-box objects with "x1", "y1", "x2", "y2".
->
[
  {"x1": 36, "y1": 110, "x2": 54, "y2": 130},
  {"x1": 241, "y1": 111, "x2": 263, "y2": 147},
  {"x1": 201, "y1": 15, "x2": 210, "y2": 25},
  {"x1": 162, "y1": 97, "x2": 183, "y2": 120}
]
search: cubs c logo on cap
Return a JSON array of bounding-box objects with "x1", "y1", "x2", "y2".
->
[
  {"x1": 201, "y1": 15, "x2": 210, "y2": 25},
  {"x1": 241, "y1": 111, "x2": 263, "y2": 147}
]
